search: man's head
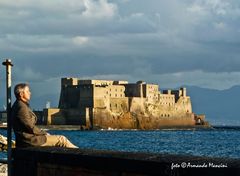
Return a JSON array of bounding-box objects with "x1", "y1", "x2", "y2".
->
[{"x1": 14, "y1": 83, "x2": 31, "y2": 102}]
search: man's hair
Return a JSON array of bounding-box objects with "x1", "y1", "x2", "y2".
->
[{"x1": 14, "y1": 83, "x2": 29, "y2": 99}]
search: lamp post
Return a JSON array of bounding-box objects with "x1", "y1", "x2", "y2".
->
[{"x1": 2, "y1": 59, "x2": 13, "y2": 176}]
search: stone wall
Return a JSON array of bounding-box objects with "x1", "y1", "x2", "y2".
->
[
  {"x1": 44, "y1": 108, "x2": 87, "y2": 126},
  {"x1": 43, "y1": 108, "x2": 63, "y2": 125},
  {"x1": 12, "y1": 147, "x2": 240, "y2": 176}
]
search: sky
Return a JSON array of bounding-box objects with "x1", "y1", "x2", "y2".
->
[{"x1": 0, "y1": 0, "x2": 240, "y2": 102}]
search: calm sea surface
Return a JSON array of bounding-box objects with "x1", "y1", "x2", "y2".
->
[{"x1": 1, "y1": 127, "x2": 240, "y2": 159}]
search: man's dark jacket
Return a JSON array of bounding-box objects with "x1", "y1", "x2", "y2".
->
[{"x1": 11, "y1": 100, "x2": 47, "y2": 147}]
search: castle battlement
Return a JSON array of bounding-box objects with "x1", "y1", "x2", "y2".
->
[{"x1": 59, "y1": 78, "x2": 190, "y2": 111}]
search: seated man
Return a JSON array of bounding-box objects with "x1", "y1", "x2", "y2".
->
[{"x1": 11, "y1": 83, "x2": 78, "y2": 148}]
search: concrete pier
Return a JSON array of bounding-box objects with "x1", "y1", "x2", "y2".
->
[{"x1": 12, "y1": 147, "x2": 240, "y2": 176}]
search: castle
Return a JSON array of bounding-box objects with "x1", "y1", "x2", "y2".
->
[{"x1": 43, "y1": 78, "x2": 208, "y2": 129}]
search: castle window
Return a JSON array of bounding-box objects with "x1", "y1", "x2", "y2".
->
[
  {"x1": 110, "y1": 94, "x2": 111, "y2": 97},
  {"x1": 115, "y1": 94, "x2": 117, "y2": 97},
  {"x1": 115, "y1": 104, "x2": 117, "y2": 107}
]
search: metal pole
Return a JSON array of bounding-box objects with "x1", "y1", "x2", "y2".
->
[{"x1": 2, "y1": 59, "x2": 13, "y2": 176}]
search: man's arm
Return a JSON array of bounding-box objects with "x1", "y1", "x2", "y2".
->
[{"x1": 17, "y1": 105, "x2": 47, "y2": 135}]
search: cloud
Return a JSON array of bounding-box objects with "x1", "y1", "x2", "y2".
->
[
  {"x1": 0, "y1": 34, "x2": 71, "y2": 52},
  {"x1": 187, "y1": 0, "x2": 233, "y2": 16},
  {"x1": 72, "y1": 36, "x2": 89, "y2": 45},
  {"x1": 187, "y1": 4, "x2": 205, "y2": 13},
  {"x1": 0, "y1": 0, "x2": 117, "y2": 36},
  {"x1": 0, "y1": 0, "x2": 240, "y2": 100},
  {"x1": 13, "y1": 66, "x2": 43, "y2": 82},
  {"x1": 82, "y1": 0, "x2": 117, "y2": 19}
]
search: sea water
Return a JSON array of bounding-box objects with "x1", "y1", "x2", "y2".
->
[{"x1": 1, "y1": 127, "x2": 240, "y2": 159}]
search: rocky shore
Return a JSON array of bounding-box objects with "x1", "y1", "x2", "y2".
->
[{"x1": 0, "y1": 163, "x2": 7, "y2": 176}]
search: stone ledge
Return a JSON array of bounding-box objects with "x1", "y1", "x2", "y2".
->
[{"x1": 12, "y1": 147, "x2": 240, "y2": 176}]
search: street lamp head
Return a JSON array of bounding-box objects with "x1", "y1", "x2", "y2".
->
[{"x1": 2, "y1": 59, "x2": 13, "y2": 67}]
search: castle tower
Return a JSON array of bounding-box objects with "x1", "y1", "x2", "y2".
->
[
  {"x1": 182, "y1": 87, "x2": 187, "y2": 97},
  {"x1": 179, "y1": 87, "x2": 187, "y2": 97}
]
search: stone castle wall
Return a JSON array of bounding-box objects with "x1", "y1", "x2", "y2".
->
[{"x1": 44, "y1": 78, "x2": 204, "y2": 129}]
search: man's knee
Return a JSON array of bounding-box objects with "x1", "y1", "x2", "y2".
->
[{"x1": 58, "y1": 135, "x2": 69, "y2": 145}]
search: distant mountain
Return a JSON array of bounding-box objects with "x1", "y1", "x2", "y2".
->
[{"x1": 185, "y1": 85, "x2": 240, "y2": 126}]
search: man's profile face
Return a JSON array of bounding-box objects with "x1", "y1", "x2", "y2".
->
[{"x1": 20, "y1": 86, "x2": 31, "y2": 102}]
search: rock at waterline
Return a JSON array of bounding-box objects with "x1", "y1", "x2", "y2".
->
[
  {"x1": 0, "y1": 164, "x2": 7, "y2": 176},
  {"x1": 0, "y1": 135, "x2": 15, "y2": 152}
]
